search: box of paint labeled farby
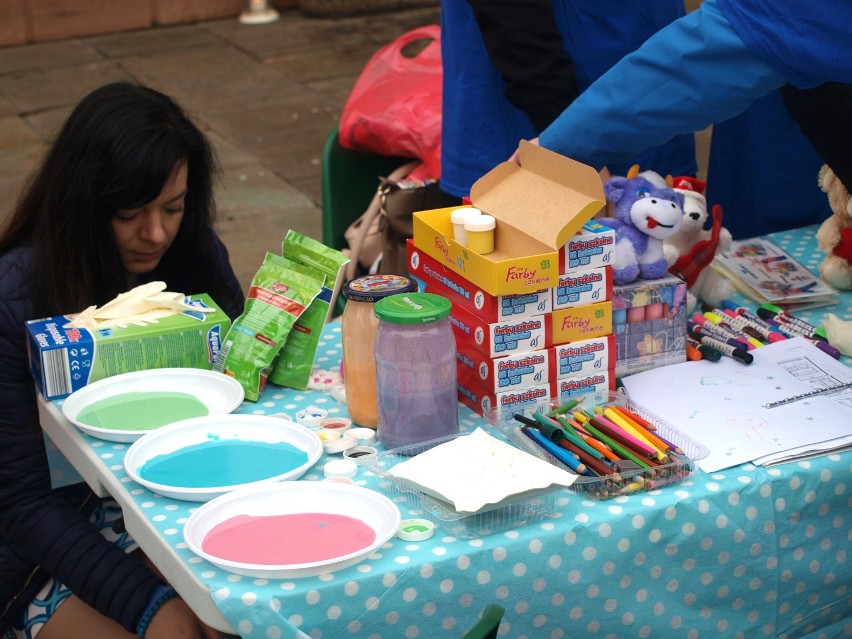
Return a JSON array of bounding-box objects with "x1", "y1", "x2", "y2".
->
[{"x1": 26, "y1": 294, "x2": 230, "y2": 400}]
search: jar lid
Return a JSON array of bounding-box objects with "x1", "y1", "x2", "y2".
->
[
  {"x1": 323, "y1": 458, "x2": 358, "y2": 479},
  {"x1": 342, "y1": 274, "x2": 418, "y2": 303},
  {"x1": 450, "y1": 207, "x2": 481, "y2": 224},
  {"x1": 397, "y1": 518, "x2": 435, "y2": 541},
  {"x1": 464, "y1": 213, "x2": 496, "y2": 232},
  {"x1": 374, "y1": 292, "x2": 451, "y2": 324}
]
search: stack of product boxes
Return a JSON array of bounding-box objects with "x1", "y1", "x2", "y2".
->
[{"x1": 408, "y1": 143, "x2": 622, "y2": 419}]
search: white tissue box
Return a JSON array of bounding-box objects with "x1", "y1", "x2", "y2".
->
[{"x1": 26, "y1": 294, "x2": 231, "y2": 400}]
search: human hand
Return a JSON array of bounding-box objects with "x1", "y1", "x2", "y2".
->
[
  {"x1": 145, "y1": 597, "x2": 224, "y2": 639},
  {"x1": 509, "y1": 137, "x2": 540, "y2": 164}
]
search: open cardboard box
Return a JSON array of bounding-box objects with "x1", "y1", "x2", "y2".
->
[{"x1": 412, "y1": 141, "x2": 605, "y2": 296}]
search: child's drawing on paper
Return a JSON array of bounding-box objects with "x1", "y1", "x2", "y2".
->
[{"x1": 724, "y1": 412, "x2": 767, "y2": 441}]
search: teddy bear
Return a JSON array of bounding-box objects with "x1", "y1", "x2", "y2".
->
[
  {"x1": 600, "y1": 166, "x2": 684, "y2": 285},
  {"x1": 663, "y1": 176, "x2": 734, "y2": 312},
  {"x1": 815, "y1": 164, "x2": 852, "y2": 290}
]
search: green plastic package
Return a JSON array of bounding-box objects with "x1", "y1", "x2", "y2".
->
[
  {"x1": 268, "y1": 230, "x2": 349, "y2": 390},
  {"x1": 213, "y1": 252, "x2": 324, "y2": 401}
]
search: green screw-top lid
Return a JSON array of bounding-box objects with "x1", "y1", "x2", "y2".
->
[{"x1": 374, "y1": 292, "x2": 451, "y2": 324}]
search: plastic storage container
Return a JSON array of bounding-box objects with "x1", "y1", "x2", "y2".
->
[
  {"x1": 341, "y1": 275, "x2": 417, "y2": 428},
  {"x1": 487, "y1": 392, "x2": 709, "y2": 500},
  {"x1": 374, "y1": 292, "x2": 459, "y2": 448}
]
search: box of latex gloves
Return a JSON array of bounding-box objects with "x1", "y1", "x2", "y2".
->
[{"x1": 26, "y1": 285, "x2": 230, "y2": 400}]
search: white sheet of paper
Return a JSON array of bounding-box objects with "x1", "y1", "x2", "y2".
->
[{"x1": 621, "y1": 337, "x2": 852, "y2": 472}]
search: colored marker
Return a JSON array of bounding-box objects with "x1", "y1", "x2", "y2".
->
[
  {"x1": 689, "y1": 322, "x2": 752, "y2": 352},
  {"x1": 693, "y1": 314, "x2": 757, "y2": 350},
  {"x1": 757, "y1": 304, "x2": 828, "y2": 341},
  {"x1": 688, "y1": 330, "x2": 754, "y2": 364},
  {"x1": 720, "y1": 300, "x2": 787, "y2": 338},
  {"x1": 687, "y1": 337, "x2": 722, "y2": 361},
  {"x1": 763, "y1": 318, "x2": 842, "y2": 359},
  {"x1": 702, "y1": 311, "x2": 764, "y2": 348},
  {"x1": 716, "y1": 308, "x2": 785, "y2": 344}
]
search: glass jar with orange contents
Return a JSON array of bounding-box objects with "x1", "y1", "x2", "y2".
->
[{"x1": 340, "y1": 274, "x2": 417, "y2": 428}]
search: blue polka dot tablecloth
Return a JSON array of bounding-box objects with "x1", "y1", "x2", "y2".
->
[{"x1": 51, "y1": 226, "x2": 850, "y2": 639}]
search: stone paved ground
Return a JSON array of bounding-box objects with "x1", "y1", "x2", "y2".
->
[{"x1": 0, "y1": 6, "x2": 440, "y2": 291}]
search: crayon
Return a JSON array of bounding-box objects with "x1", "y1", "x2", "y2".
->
[
  {"x1": 592, "y1": 414, "x2": 663, "y2": 461},
  {"x1": 529, "y1": 412, "x2": 568, "y2": 443},
  {"x1": 583, "y1": 419, "x2": 652, "y2": 469},
  {"x1": 520, "y1": 426, "x2": 589, "y2": 475},
  {"x1": 556, "y1": 439, "x2": 613, "y2": 477},
  {"x1": 688, "y1": 330, "x2": 753, "y2": 365},
  {"x1": 545, "y1": 398, "x2": 582, "y2": 417},
  {"x1": 609, "y1": 406, "x2": 681, "y2": 456}
]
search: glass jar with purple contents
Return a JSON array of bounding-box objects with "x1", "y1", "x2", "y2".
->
[{"x1": 374, "y1": 292, "x2": 459, "y2": 449}]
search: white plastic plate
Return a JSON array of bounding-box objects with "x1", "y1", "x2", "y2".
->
[
  {"x1": 124, "y1": 414, "x2": 322, "y2": 501},
  {"x1": 184, "y1": 482, "x2": 401, "y2": 579},
  {"x1": 61, "y1": 368, "x2": 244, "y2": 442}
]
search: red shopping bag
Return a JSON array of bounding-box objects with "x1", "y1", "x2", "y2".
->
[{"x1": 339, "y1": 25, "x2": 442, "y2": 180}]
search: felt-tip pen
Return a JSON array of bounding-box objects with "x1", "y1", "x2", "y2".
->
[
  {"x1": 720, "y1": 300, "x2": 787, "y2": 338},
  {"x1": 763, "y1": 318, "x2": 842, "y2": 359},
  {"x1": 757, "y1": 303, "x2": 828, "y2": 341},
  {"x1": 688, "y1": 330, "x2": 754, "y2": 364}
]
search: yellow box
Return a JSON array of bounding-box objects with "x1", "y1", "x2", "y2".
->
[{"x1": 412, "y1": 141, "x2": 605, "y2": 296}]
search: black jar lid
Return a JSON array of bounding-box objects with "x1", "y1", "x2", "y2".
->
[{"x1": 342, "y1": 274, "x2": 418, "y2": 303}]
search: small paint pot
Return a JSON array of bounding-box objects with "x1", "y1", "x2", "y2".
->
[
  {"x1": 322, "y1": 432, "x2": 357, "y2": 455},
  {"x1": 323, "y1": 458, "x2": 358, "y2": 479},
  {"x1": 397, "y1": 518, "x2": 435, "y2": 541},
  {"x1": 344, "y1": 427, "x2": 377, "y2": 446},
  {"x1": 343, "y1": 445, "x2": 378, "y2": 461},
  {"x1": 296, "y1": 407, "x2": 328, "y2": 430},
  {"x1": 319, "y1": 417, "x2": 351, "y2": 435}
]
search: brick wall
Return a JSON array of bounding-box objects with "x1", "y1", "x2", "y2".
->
[{"x1": 0, "y1": 0, "x2": 299, "y2": 47}]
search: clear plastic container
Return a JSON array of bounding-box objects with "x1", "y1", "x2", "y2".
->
[
  {"x1": 341, "y1": 275, "x2": 417, "y2": 428},
  {"x1": 356, "y1": 432, "x2": 562, "y2": 539},
  {"x1": 374, "y1": 292, "x2": 459, "y2": 449},
  {"x1": 487, "y1": 392, "x2": 709, "y2": 500}
]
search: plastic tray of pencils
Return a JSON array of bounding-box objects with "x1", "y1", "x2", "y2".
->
[
  {"x1": 356, "y1": 433, "x2": 564, "y2": 539},
  {"x1": 486, "y1": 392, "x2": 710, "y2": 500}
]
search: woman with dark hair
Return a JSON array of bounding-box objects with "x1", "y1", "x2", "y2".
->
[{"x1": 0, "y1": 82, "x2": 244, "y2": 639}]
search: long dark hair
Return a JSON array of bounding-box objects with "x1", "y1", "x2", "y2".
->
[{"x1": 0, "y1": 82, "x2": 239, "y2": 316}]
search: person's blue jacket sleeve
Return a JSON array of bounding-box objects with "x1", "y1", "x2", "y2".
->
[{"x1": 539, "y1": 0, "x2": 785, "y2": 170}]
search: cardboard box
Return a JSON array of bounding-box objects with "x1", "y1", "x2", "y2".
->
[
  {"x1": 559, "y1": 220, "x2": 616, "y2": 272},
  {"x1": 449, "y1": 300, "x2": 612, "y2": 359},
  {"x1": 458, "y1": 369, "x2": 615, "y2": 418},
  {"x1": 409, "y1": 239, "x2": 612, "y2": 322},
  {"x1": 552, "y1": 266, "x2": 613, "y2": 310},
  {"x1": 456, "y1": 334, "x2": 615, "y2": 393},
  {"x1": 26, "y1": 294, "x2": 230, "y2": 400},
  {"x1": 611, "y1": 275, "x2": 688, "y2": 377},
  {"x1": 412, "y1": 142, "x2": 606, "y2": 296},
  {"x1": 409, "y1": 239, "x2": 551, "y2": 322}
]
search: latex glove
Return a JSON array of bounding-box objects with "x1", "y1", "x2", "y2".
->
[{"x1": 64, "y1": 281, "x2": 210, "y2": 330}]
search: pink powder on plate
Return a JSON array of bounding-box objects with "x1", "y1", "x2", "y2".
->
[{"x1": 201, "y1": 512, "x2": 376, "y2": 564}]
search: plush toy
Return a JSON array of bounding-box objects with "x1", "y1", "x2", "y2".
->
[
  {"x1": 663, "y1": 176, "x2": 734, "y2": 312},
  {"x1": 815, "y1": 164, "x2": 852, "y2": 290},
  {"x1": 600, "y1": 166, "x2": 684, "y2": 285}
]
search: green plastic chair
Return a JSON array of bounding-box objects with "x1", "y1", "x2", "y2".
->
[
  {"x1": 460, "y1": 604, "x2": 505, "y2": 639},
  {"x1": 320, "y1": 125, "x2": 410, "y2": 315}
]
